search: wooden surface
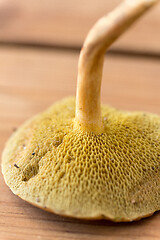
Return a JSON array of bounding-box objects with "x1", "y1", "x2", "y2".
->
[
  {"x1": 0, "y1": 1, "x2": 160, "y2": 240},
  {"x1": 0, "y1": 0, "x2": 160, "y2": 53}
]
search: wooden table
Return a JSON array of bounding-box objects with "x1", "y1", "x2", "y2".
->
[{"x1": 0, "y1": 1, "x2": 160, "y2": 239}]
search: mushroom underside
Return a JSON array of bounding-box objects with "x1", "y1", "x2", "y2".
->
[{"x1": 2, "y1": 97, "x2": 160, "y2": 222}]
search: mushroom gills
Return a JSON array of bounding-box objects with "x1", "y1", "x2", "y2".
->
[{"x1": 2, "y1": 98, "x2": 160, "y2": 221}]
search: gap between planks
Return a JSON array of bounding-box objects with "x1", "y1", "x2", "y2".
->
[{"x1": 0, "y1": 41, "x2": 159, "y2": 61}]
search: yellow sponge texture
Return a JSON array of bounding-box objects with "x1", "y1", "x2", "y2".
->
[{"x1": 2, "y1": 97, "x2": 160, "y2": 221}]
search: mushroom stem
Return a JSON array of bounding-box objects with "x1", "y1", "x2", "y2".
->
[{"x1": 75, "y1": 0, "x2": 158, "y2": 133}]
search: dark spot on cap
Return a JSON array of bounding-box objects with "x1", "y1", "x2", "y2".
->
[{"x1": 14, "y1": 164, "x2": 19, "y2": 168}]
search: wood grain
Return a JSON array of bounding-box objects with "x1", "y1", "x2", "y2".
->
[
  {"x1": 0, "y1": 46, "x2": 160, "y2": 240},
  {"x1": 0, "y1": 0, "x2": 159, "y2": 53}
]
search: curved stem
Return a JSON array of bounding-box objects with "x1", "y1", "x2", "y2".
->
[{"x1": 75, "y1": 0, "x2": 158, "y2": 133}]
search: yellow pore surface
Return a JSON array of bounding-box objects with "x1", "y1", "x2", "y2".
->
[{"x1": 2, "y1": 97, "x2": 160, "y2": 221}]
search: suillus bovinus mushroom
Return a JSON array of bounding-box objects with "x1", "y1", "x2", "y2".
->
[{"x1": 2, "y1": 0, "x2": 160, "y2": 222}]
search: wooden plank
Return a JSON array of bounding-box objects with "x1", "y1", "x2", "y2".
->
[
  {"x1": 0, "y1": 0, "x2": 159, "y2": 53},
  {"x1": 0, "y1": 46, "x2": 160, "y2": 240}
]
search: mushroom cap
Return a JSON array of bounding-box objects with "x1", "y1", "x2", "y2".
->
[{"x1": 2, "y1": 97, "x2": 160, "y2": 221}]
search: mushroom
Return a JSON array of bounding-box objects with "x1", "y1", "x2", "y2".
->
[{"x1": 2, "y1": 0, "x2": 160, "y2": 222}]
